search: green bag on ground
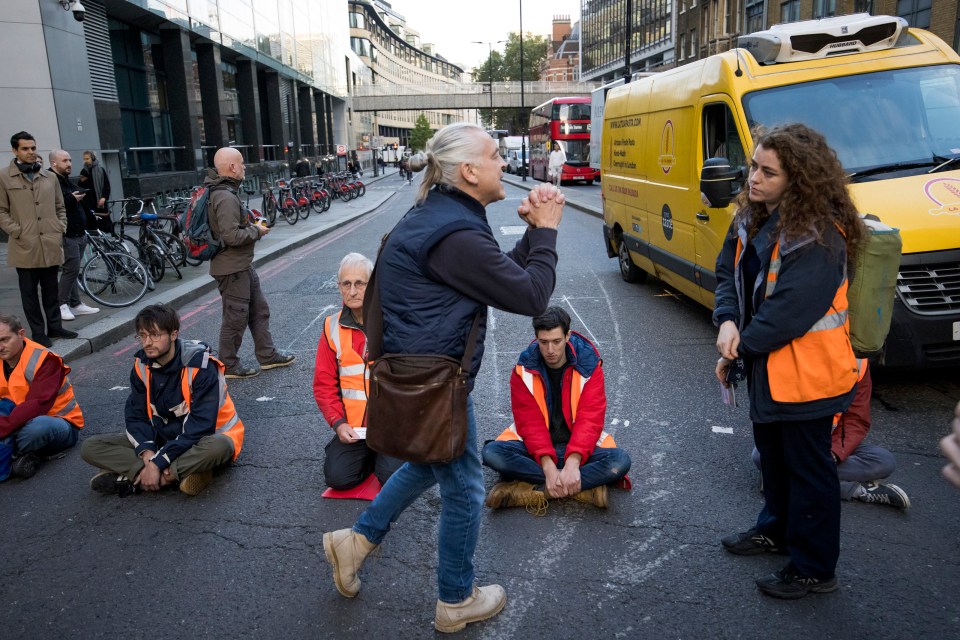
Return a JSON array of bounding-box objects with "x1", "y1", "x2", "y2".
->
[{"x1": 847, "y1": 215, "x2": 902, "y2": 357}]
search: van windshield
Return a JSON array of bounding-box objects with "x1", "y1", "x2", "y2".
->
[{"x1": 742, "y1": 64, "x2": 960, "y2": 180}]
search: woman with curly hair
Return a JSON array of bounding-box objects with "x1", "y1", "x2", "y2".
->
[{"x1": 712, "y1": 123, "x2": 864, "y2": 599}]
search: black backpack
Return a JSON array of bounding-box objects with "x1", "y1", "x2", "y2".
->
[{"x1": 180, "y1": 185, "x2": 226, "y2": 262}]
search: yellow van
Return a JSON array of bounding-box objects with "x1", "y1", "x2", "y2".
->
[{"x1": 600, "y1": 14, "x2": 960, "y2": 369}]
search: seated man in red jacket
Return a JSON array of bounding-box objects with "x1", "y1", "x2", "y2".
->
[
  {"x1": 482, "y1": 306, "x2": 630, "y2": 512},
  {"x1": 313, "y1": 252, "x2": 402, "y2": 490},
  {"x1": 0, "y1": 313, "x2": 83, "y2": 480}
]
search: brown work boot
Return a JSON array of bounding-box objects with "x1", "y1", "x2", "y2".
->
[
  {"x1": 573, "y1": 485, "x2": 608, "y2": 508},
  {"x1": 434, "y1": 584, "x2": 507, "y2": 633},
  {"x1": 323, "y1": 528, "x2": 378, "y2": 597},
  {"x1": 484, "y1": 481, "x2": 548, "y2": 516},
  {"x1": 179, "y1": 470, "x2": 213, "y2": 496}
]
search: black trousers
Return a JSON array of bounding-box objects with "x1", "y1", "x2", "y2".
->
[
  {"x1": 754, "y1": 416, "x2": 841, "y2": 580},
  {"x1": 17, "y1": 266, "x2": 63, "y2": 340},
  {"x1": 324, "y1": 435, "x2": 403, "y2": 490}
]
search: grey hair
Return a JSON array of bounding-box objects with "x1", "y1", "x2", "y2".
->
[
  {"x1": 338, "y1": 252, "x2": 373, "y2": 280},
  {"x1": 48, "y1": 149, "x2": 68, "y2": 164},
  {"x1": 408, "y1": 122, "x2": 488, "y2": 204}
]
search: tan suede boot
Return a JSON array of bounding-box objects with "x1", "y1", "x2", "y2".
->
[
  {"x1": 573, "y1": 484, "x2": 608, "y2": 508},
  {"x1": 323, "y1": 528, "x2": 378, "y2": 597},
  {"x1": 484, "y1": 481, "x2": 548, "y2": 516},
  {"x1": 179, "y1": 470, "x2": 213, "y2": 496},
  {"x1": 434, "y1": 584, "x2": 507, "y2": 633}
]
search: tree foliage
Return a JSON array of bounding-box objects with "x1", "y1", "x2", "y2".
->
[
  {"x1": 470, "y1": 31, "x2": 549, "y2": 133},
  {"x1": 409, "y1": 113, "x2": 433, "y2": 152}
]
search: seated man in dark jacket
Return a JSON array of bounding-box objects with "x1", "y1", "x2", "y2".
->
[
  {"x1": 81, "y1": 304, "x2": 245, "y2": 496},
  {"x1": 482, "y1": 307, "x2": 631, "y2": 512}
]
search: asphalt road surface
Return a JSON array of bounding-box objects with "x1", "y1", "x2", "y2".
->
[{"x1": 2, "y1": 176, "x2": 958, "y2": 639}]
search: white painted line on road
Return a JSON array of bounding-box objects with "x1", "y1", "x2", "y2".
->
[
  {"x1": 499, "y1": 225, "x2": 527, "y2": 235},
  {"x1": 283, "y1": 304, "x2": 337, "y2": 351},
  {"x1": 561, "y1": 295, "x2": 600, "y2": 346},
  {"x1": 712, "y1": 426, "x2": 734, "y2": 434},
  {"x1": 109, "y1": 386, "x2": 129, "y2": 391},
  {"x1": 623, "y1": 420, "x2": 630, "y2": 427},
  {"x1": 255, "y1": 396, "x2": 275, "y2": 402}
]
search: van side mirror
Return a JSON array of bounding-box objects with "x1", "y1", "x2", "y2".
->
[{"x1": 700, "y1": 157, "x2": 745, "y2": 208}]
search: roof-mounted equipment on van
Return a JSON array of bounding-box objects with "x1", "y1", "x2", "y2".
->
[{"x1": 738, "y1": 13, "x2": 906, "y2": 65}]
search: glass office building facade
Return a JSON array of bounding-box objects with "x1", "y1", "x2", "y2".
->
[{"x1": 580, "y1": 0, "x2": 675, "y2": 81}]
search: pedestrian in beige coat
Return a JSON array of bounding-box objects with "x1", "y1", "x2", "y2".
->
[{"x1": 0, "y1": 132, "x2": 77, "y2": 346}]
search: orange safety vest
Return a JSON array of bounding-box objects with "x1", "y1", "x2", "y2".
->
[
  {"x1": 323, "y1": 312, "x2": 369, "y2": 428},
  {"x1": 735, "y1": 234, "x2": 859, "y2": 404},
  {"x1": 133, "y1": 349, "x2": 244, "y2": 460},
  {"x1": 497, "y1": 364, "x2": 616, "y2": 447},
  {"x1": 0, "y1": 338, "x2": 84, "y2": 428}
]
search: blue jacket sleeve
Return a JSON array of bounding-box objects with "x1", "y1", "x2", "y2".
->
[
  {"x1": 124, "y1": 367, "x2": 157, "y2": 457},
  {"x1": 712, "y1": 222, "x2": 740, "y2": 327},
  {"x1": 740, "y1": 230, "x2": 847, "y2": 357},
  {"x1": 150, "y1": 365, "x2": 221, "y2": 470}
]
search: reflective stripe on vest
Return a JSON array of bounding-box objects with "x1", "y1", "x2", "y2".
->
[
  {"x1": 324, "y1": 312, "x2": 368, "y2": 427},
  {"x1": 496, "y1": 364, "x2": 615, "y2": 448},
  {"x1": 833, "y1": 358, "x2": 868, "y2": 428},
  {"x1": 0, "y1": 338, "x2": 84, "y2": 428},
  {"x1": 734, "y1": 235, "x2": 859, "y2": 403},
  {"x1": 133, "y1": 354, "x2": 244, "y2": 460}
]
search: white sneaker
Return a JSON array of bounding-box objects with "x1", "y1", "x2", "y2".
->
[
  {"x1": 70, "y1": 302, "x2": 100, "y2": 315},
  {"x1": 59, "y1": 304, "x2": 76, "y2": 321}
]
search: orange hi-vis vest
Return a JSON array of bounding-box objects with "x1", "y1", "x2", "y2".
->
[
  {"x1": 497, "y1": 364, "x2": 616, "y2": 447},
  {"x1": 0, "y1": 338, "x2": 84, "y2": 428},
  {"x1": 133, "y1": 347, "x2": 244, "y2": 460},
  {"x1": 735, "y1": 233, "x2": 858, "y2": 404},
  {"x1": 324, "y1": 311, "x2": 369, "y2": 428}
]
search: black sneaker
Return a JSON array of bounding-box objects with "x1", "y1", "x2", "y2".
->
[
  {"x1": 721, "y1": 527, "x2": 787, "y2": 556},
  {"x1": 49, "y1": 328, "x2": 79, "y2": 339},
  {"x1": 89, "y1": 470, "x2": 140, "y2": 497},
  {"x1": 10, "y1": 453, "x2": 39, "y2": 479},
  {"x1": 260, "y1": 352, "x2": 296, "y2": 370},
  {"x1": 858, "y1": 482, "x2": 910, "y2": 509},
  {"x1": 224, "y1": 366, "x2": 260, "y2": 379},
  {"x1": 756, "y1": 563, "x2": 838, "y2": 599}
]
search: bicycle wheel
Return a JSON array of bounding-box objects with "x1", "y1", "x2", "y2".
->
[
  {"x1": 310, "y1": 194, "x2": 324, "y2": 214},
  {"x1": 82, "y1": 252, "x2": 149, "y2": 307},
  {"x1": 298, "y1": 202, "x2": 310, "y2": 220},
  {"x1": 282, "y1": 205, "x2": 299, "y2": 225},
  {"x1": 356, "y1": 183, "x2": 366, "y2": 197},
  {"x1": 143, "y1": 244, "x2": 165, "y2": 282},
  {"x1": 159, "y1": 245, "x2": 183, "y2": 280},
  {"x1": 322, "y1": 192, "x2": 331, "y2": 212},
  {"x1": 264, "y1": 197, "x2": 277, "y2": 226},
  {"x1": 154, "y1": 230, "x2": 187, "y2": 267}
]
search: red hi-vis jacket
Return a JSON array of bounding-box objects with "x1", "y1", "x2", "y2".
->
[
  {"x1": 497, "y1": 331, "x2": 614, "y2": 465},
  {"x1": 131, "y1": 340, "x2": 244, "y2": 467},
  {"x1": 316, "y1": 310, "x2": 368, "y2": 428},
  {"x1": 0, "y1": 338, "x2": 83, "y2": 429}
]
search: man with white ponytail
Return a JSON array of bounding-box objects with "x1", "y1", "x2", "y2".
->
[{"x1": 323, "y1": 123, "x2": 565, "y2": 632}]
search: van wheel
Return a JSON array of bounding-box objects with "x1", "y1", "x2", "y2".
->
[{"x1": 618, "y1": 238, "x2": 646, "y2": 283}]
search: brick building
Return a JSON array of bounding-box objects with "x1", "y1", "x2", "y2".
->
[{"x1": 542, "y1": 16, "x2": 582, "y2": 82}]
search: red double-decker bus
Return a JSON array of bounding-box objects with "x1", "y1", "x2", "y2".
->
[{"x1": 528, "y1": 96, "x2": 599, "y2": 185}]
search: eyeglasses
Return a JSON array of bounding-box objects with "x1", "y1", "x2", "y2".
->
[
  {"x1": 135, "y1": 331, "x2": 168, "y2": 343},
  {"x1": 339, "y1": 280, "x2": 368, "y2": 291}
]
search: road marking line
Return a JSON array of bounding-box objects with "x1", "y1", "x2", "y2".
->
[
  {"x1": 712, "y1": 426, "x2": 734, "y2": 434},
  {"x1": 284, "y1": 304, "x2": 337, "y2": 351}
]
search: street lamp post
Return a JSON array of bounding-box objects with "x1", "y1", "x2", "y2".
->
[
  {"x1": 519, "y1": 0, "x2": 527, "y2": 181},
  {"x1": 472, "y1": 40, "x2": 505, "y2": 129}
]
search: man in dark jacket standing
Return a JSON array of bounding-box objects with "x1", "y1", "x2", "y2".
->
[
  {"x1": 49, "y1": 149, "x2": 99, "y2": 321},
  {"x1": 206, "y1": 147, "x2": 294, "y2": 378},
  {"x1": 78, "y1": 150, "x2": 111, "y2": 234},
  {"x1": 0, "y1": 132, "x2": 76, "y2": 347}
]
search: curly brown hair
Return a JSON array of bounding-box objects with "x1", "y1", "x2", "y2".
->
[{"x1": 735, "y1": 123, "x2": 863, "y2": 267}]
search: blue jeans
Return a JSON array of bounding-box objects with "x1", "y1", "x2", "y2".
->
[
  {"x1": 2, "y1": 415, "x2": 79, "y2": 457},
  {"x1": 481, "y1": 440, "x2": 631, "y2": 490},
  {"x1": 353, "y1": 396, "x2": 483, "y2": 603}
]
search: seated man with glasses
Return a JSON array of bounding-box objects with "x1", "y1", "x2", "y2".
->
[
  {"x1": 313, "y1": 253, "x2": 402, "y2": 494},
  {"x1": 81, "y1": 304, "x2": 245, "y2": 496},
  {"x1": 0, "y1": 313, "x2": 83, "y2": 480}
]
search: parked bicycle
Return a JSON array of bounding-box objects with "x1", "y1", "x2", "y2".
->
[
  {"x1": 80, "y1": 229, "x2": 150, "y2": 307},
  {"x1": 112, "y1": 197, "x2": 186, "y2": 282}
]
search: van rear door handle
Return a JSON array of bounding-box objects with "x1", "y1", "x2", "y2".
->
[{"x1": 696, "y1": 212, "x2": 710, "y2": 221}]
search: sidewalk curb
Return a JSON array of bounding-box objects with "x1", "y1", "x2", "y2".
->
[{"x1": 55, "y1": 174, "x2": 401, "y2": 363}]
